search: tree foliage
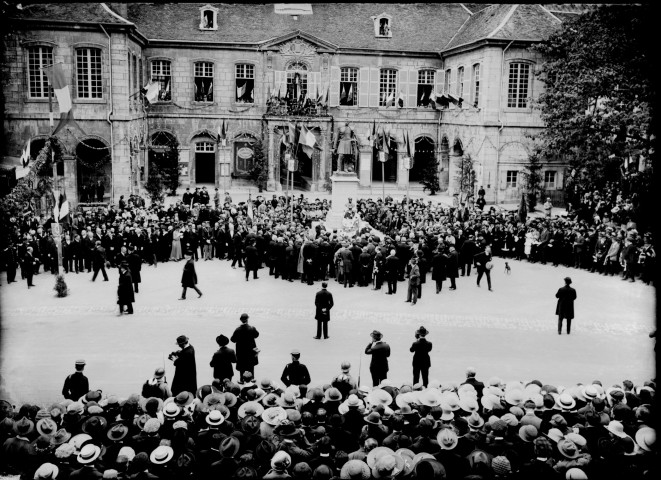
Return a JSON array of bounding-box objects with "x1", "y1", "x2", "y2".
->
[
  {"x1": 149, "y1": 137, "x2": 180, "y2": 195},
  {"x1": 532, "y1": 5, "x2": 655, "y2": 203},
  {"x1": 420, "y1": 156, "x2": 441, "y2": 195},
  {"x1": 248, "y1": 138, "x2": 268, "y2": 189},
  {"x1": 521, "y1": 148, "x2": 545, "y2": 211}
]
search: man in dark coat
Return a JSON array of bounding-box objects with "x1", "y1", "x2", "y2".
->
[
  {"x1": 385, "y1": 249, "x2": 399, "y2": 295},
  {"x1": 555, "y1": 276, "x2": 577, "y2": 335},
  {"x1": 170, "y1": 335, "x2": 197, "y2": 396},
  {"x1": 209, "y1": 334, "x2": 236, "y2": 382},
  {"x1": 365, "y1": 330, "x2": 390, "y2": 387},
  {"x1": 473, "y1": 245, "x2": 493, "y2": 291},
  {"x1": 22, "y1": 246, "x2": 35, "y2": 288},
  {"x1": 431, "y1": 248, "x2": 447, "y2": 293},
  {"x1": 444, "y1": 245, "x2": 459, "y2": 290},
  {"x1": 280, "y1": 350, "x2": 311, "y2": 387},
  {"x1": 127, "y1": 248, "x2": 142, "y2": 293},
  {"x1": 314, "y1": 281, "x2": 334, "y2": 340},
  {"x1": 91, "y1": 241, "x2": 108, "y2": 281},
  {"x1": 179, "y1": 253, "x2": 202, "y2": 299},
  {"x1": 62, "y1": 359, "x2": 89, "y2": 401},
  {"x1": 231, "y1": 313, "x2": 260, "y2": 378},
  {"x1": 460, "y1": 235, "x2": 478, "y2": 276},
  {"x1": 410, "y1": 326, "x2": 432, "y2": 387},
  {"x1": 244, "y1": 239, "x2": 259, "y2": 281},
  {"x1": 461, "y1": 367, "x2": 485, "y2": 401},
  {"x1": 117, "y1": 263, "x2": 134, "y2": 315}
]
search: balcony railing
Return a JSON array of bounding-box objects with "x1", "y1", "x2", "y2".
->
[{"x1": 265, "y1": 98, "x2": 329, "y2": 117}]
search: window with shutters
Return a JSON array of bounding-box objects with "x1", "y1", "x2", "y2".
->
[
  {"x1": 128, "y1": 53, "x2": 132, "y2": 100},
  {"x1": 472, "y1": 63, "x2": 480, "y2": 107},
  {"x1": 151, "y1": 60, "x2": 171, "y2": 102},
  {"x1": 199, "y1": 5, "x2": 218, "y2": 30},
  {"x1": 28, "y1": 46, "x2": 53, "y2": 98},
  {"x1": 544, "y1": 171, "x2": 556, "y2": 189},
  {"x1": 506, "y1": 170, "x2": 518, "y2": 188},
  {"x1": 444, "y1": 69, "x2": 451, "y2": 95},
  {"x1": 417, "y1": 70, "x2": 434, "y2": 107},
  {"x1": 194, "y1": 62, "x2": 214, "y2": 102},
  {"x1": 507, "y1": 62, "x2": 531, "y2": 108},
  {"x1": 132, "y1": 55, "x2": 138, "y2": 95},
  {"x1": 76, "y1": 48, "x2": 103, "y2": 99},
  {"x1": 235, "y1": 64, "x2": 254, "y2": 103},
  {"x1": 340, "y1": 67, "x2": 358, "y2": 106},
  {"x1": 457, "y1": 66, "x2": 464, "y2": 99},
  {"x1": 286, "y1": 62, "x2": 307, "y2": 100},
  {"x1": 379, "y1": 69, "x2": 397, "y2": 107},
  {"x1": 139, "y1": 58, "x2": 143, "y2": 88}
]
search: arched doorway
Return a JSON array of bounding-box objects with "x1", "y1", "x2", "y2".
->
[
  {"x1": 410, "y1": 136, "x2": 435, "y2": 183},
  {"x1": 279, "y1": 129, "x2": 317, "y2": 191},
  {"x1": 372, "y1": 136, "x2": 398, "y2": 182},
  {"x1": 76, "y1": 138, "x2": 111, "y2": 203},
  {"x1": 30, "y1": 137, "x2": 64, "y2": 177},
  {"x1": 233, "y1": 133, "x2": 257, "y2": 178},
  {"x1": 192, "y1": 137, "x2": 216, "y2": 184},
  {"x1": 452, "y1": 139, "x2": 472, "y2": 197},
  {"x1": 149, "y1": 131, "x2": 178, "y2": 172},
  {"x1": 439, "y1": 136, "x2": 450, "y2": 191}
]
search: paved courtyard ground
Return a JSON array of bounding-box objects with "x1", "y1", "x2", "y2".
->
[{"x1": 0, "y1": 257, "x2": 655, "y2": 406}]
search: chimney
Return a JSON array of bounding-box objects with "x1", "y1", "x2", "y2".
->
[{"x1": 108, "y1": 3, "x2": 128, "y2": 19}]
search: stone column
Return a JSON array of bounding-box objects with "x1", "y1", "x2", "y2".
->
[
  {"x1": 358, "y1": 145, "x2": 372, "y2": 188},
  {"x1": 397, "y1": 141, "x2": 408, "y2": 190}
]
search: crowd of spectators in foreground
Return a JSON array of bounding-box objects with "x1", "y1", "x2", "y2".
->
[
  {"x1": 0, "y1": 364, "x2": 656, "y2": 480},
  {"x1": 2, "y1": 182, "x2": 655, "y2": 291}
]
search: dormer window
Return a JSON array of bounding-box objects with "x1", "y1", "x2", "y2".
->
[
  {"x1": 199, "y1": 4, "x2": 218, "y2": 30},
  {"x1": 372, "y1": 13, "x2": 392, "y2": 38}
]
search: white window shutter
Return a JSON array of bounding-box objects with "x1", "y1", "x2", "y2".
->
[
  {"x1": 407, "y1": 69, "x2": 417, "y2": 108},
  {"x1": 329, "y1": 66, "x2": 340, "y2": 107},
  {"x1": 397, "y1": 69, "x2": 407, "y2": 108},
  {"x1": 369, "y1": 68, "x2": 380, "y2": 107},
  {"x1": 309, "y1": 72, "x2": 320, "y2": 99},
  {"x1": 359, "y1": 67, "x2": 370, "y2": 107},
  {"x1": 274, "y1": 70, "x2": 285, "y2": 97},
  {"x1": 500, "y1": 171, "x2": 506, "y2": 190},
  {"x1": 435, "y1": 69, "x2": 443, "y2": 96},
  {"x1": 556, "y1": 170, "x2": 563, "y2": 190}
]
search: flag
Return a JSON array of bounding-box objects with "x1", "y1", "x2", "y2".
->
[
  {"x1": 428, "y1": 89, "x2": 438, "y2": 109},
  {"x1": 277, "y1": 86, "x2": 281, "y2": 100},
  {"x1": 217, "y1": 123, "x2": 222, "y2": 144},
  {"x1": 406, "y1": 131, "x2": 412, "y2": 158},
  {"x1": 165, "y1": 80, "x2": 170, "y2": 93},
  {"x1": 381, "y1": 128, "x2": 389, "y2": 154},
  {"x1": 207, "y1": 80, "x2": 213, "y2": 96},
  {"x1": 195, "y1": 83, "x2": 198, "y2": 96},
  {"x1": 221, "y1": 119, "x2": 227, "y2": 146},
  {"x1": 315, "y1": 85, "x2": 319, "y2": 104},
  {"x1": 52, "y1": 189, "x2": 60, "y2": 222},
  {"x1": 369, "y1": 120, "x2": 377, "y2": 148},
  {"x1": 142, "y1": 81, "x2": 160, "y2": 103},
  {"x1": 59, "y1": 190, "x2": 70, "y2": 223},
  {"x1": 348, "y1": 84, "x2": 354, "y2": 103},
  {"x1": 340, "y1": 85, "x2": 347, "y2": 103},
  {"x1": 247, "y1": 199, "x2": 254, "y2": 220},
  {"x1": 237, "y1": 83, "x2": 246, "y2": 100},
  {"x1": 385, "y1": 90, "x2": 395, "y2": 107},
  {"x1": 298, "y1": 125, "x2": 317, "y2": 159},
  {"x1": 397, "y1": 90, "x2": 405, "y2": 108},
  {"x1": 288, "y1": 121, "x2": 299, "y2": 146},
  {"x1": 44, "y1": 63, "x2": 71, "y2": 113},
  {"x1": 324, "y1": 87, "x2": 329, "y2": 107},
  {"x1": 419, "y1": 89, "x2": 427, "y2": 105}
]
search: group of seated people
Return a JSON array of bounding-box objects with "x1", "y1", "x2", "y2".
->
[{"x1": 0, "y1": 365, "x2": 656, "y2": 479}]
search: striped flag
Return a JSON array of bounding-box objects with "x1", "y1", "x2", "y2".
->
[
  {"x1": 298, "y1": 125, "x2": 317, "y2": 159},
  {"x1": 397, "y1": 90, "x2": 405, "y2": 108},
  {"x1": 59, "y1": 190, "x2": 70, "y2": 223},
  {"x1": 142, "y1": 81, "x2": 160, "y2": 103},
  {"x1": 385, "y1": 90, "x2": 395, "y2": 107},
  {"x1": 207, "y1": 80, "x2": 213, "y2": 96},
  {"x1": 247, "y1": 198, "x2": 254, "y2": 220},
  {"x1": 237, "y1": 83, "x2": 246, "y2": 99},
  {"x1": 44, "y1": 64, "x2": 71, "y2": 113},
  {"x1": 52, "y1": 189, "x2": 60, "y2": 222}
]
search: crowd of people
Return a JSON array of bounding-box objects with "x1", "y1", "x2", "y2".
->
[
  {"x1": 0, "y1": 346, "x2": 656, "y2": 479},
  {"x1": 1, "y1": 181, "x2": 654, "y2": 299}
]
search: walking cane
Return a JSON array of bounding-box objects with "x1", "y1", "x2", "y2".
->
[{"x1": 357, "y1": 352, "x2": 362, "y2": 387}]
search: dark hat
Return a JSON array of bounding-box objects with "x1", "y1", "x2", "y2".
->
[
  {"x1": 14, "y1": 417, "x2": 35, "y2": 436},
  {"x1": 220, "y1": 436, "x2": 241, "y2": 458},
  {"x1": 216, "y1": 335, "x2": 229, "y2": 346},
  {"x1": 176, "y1": 335, "x2": 188, "y2": 345},
  {"x1": 291, "y1": 349, "x2": 301, "y2": 358},
  {"x1": 81, "y1": 416, "x2": 107, "y2": 436},
  {"x1": 564, "y1": 277, "x2": 572, "y2": 284},
  {"x1": 240, "y1": 313, "x2": 249, "y2": 321},
  {"x1": 415, "y1": 326, "x2": 429, "y2": 337},
  {"x1": 50, "y1": 428, "x2": 72, "y2": 446}
]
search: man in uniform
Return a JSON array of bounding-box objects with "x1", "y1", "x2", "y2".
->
[
  {"x1": 280, "y1": 350, "x2": 311, "y2": 387},
  {"x1": 365, "y1": 330, "x2": 390, "y2": 387},
  {"x1": 62, "y1": 359, "x2": 89, "y2": 401},
  {"x1": 314, "y1": 281, "x2": 334, "y2": 340}
]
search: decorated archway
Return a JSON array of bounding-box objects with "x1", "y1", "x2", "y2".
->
[
  {"x1": 233, "y1": 133, "x2": 257, "y2": 177},
  {"x1": 439, "y1": 136, "x2": 450, "y2": 191},
  {"x1": 372, "y1": 134, "x2": 398, "y2": 182},
  {"x1": 410, "y1": 136, "x2": 435, "y2": 183},
  {"x1": 75, "y1": 137, "x2": 111, "y2": 203}
]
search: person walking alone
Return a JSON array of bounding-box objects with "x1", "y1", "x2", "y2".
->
[
  {"x1": 117, "y1": 262, "x2": 134, "y2": 315},
  {"x1": 91, "y1": 241, "x2": 109, "y2": 282},
  {"x1": 410, "y1": 326, "x2": 432, "y2": 387},
  {"x1": 314, "y1": 281, "x2": 334, "y2": 339},
  {"x1": 555, "y1": 276, "x2": 577, "y2": 335},
  {"x1": 170, "y1": 335, "x2": 197, "y2": 396},
  {"x1": 406, "y1": 257, "x2": 420, "y2": 305},
  {"x1": 474, "y1": 245, "x2": 493, "y2": 291},
  {"x1": 179, "y1": 253, "x2": 202, "y2": 300}
]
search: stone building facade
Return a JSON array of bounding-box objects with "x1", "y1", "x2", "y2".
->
[{"x1": 3, "y1": 3, "x2": 587, "y2": 206}]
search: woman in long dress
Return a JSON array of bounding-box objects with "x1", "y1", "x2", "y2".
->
[{"x1": 170, "y1": 227, "x2": 183, "y2": 261}]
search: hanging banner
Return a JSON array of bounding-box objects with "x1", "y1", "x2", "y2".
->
[{"x1": 378, "y1": 151, "x2": 386, "y2": 163}]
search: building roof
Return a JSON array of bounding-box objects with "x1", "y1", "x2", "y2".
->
[
  {"x1": 126, "y1": 3, "x2": 471, "y2": 52},
  {"x1": 444, "y1": 3, "x2": 561, "y2": 51},
  {"x1": 10, "y1": 2, "x2": 125, "y2": 24}
]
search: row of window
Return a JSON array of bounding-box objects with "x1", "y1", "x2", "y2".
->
[
  {"x1": 505, "y1": 170, "x2": 557, "y2": 189},
  {"x1": 26, "y1": 46, "x2": 531, "y2": 109}
]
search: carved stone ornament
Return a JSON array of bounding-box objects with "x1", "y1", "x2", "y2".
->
[{"x1": 280, "y1": 39, "x2": 317, "y2": 56}]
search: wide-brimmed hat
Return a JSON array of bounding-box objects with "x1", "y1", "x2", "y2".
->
[
  {"x1": 77, "y1": 444, "x2": 101, "y2": 464},
  {"x1": 415, "y1": 326, "x2": 429, "y2": 337},
  {"x1": 519, "y1": 425, "x2": 539, "y2": 442},
  {"x1": 557, "y1": 439, "x2": 580, "y2": 459},
  {"x1": 29, "y1": 435, "x2": 53, "y2": 455},
  {"x1": 277, "y1": 393, "x2": 299, "y2": 408},
  {"x1": 81, "y1": 416, "x2": 107, "y2": 436},
  {"x1": 437, "y1": 428, "x2": 458, "y2": 450},
  {"x1": 505, "y1": 389, "x2": 525, "y2": 407},
  {"x1": 340, "y1": 459, "x2": 371, "y2": 480},
  {"x1": 49, "y1": 428, "x2": 72, "y2": 446},
  {"x1": 223, "y1": 392, "x2": 238, "y2": 408},
  {"x1": 324, "y1": 388, "x2": 343, "y2": 403},
  {"x1": 605, "y1": 420, "x2": 628, "y2": 438},
  {"x1": 565, "y1": 432, "x2": 586, "y2": 448},
  {"x1": 273, "y1": 420, "x2": 299, "y2": 438},
  {"x1": 216, "y1": 334, "x2": 229, "y2": 346},
  {"x1": 413, "y1": 458, "x2": 446, "y2": 479},
  {"x1": 220, "y1": 436, "x2": 241, "y2": 458},
  {"x1": 441, "y1": 392, "x2": 461, "y2": 411},
  {"x1": 262, "y1": 407, "x2": 287, "y2": 426},
  {"x1": 172, "y1": 392, "x2": 194, "y2": 407},
  {"x1": 33, "y1": 463, "x2": 59, "y2": 480},
  {"x1": 371, "y1": 454, "x2": 397, "y2": 479},
  {"x1": 546, "y1": 427, "x2": 565, "y2": 443},
  {"x1": 203, "y1": 393, "x2": 225, "y2": 409},
  {"x1": 458, "y1": 396, "x2": 479, "y2": 413},
  {"x1": 635, "y1": 427, "x2": 656, "y2": 452},
  {"x1": 13, "y1": 417, "x2": 35, "y2": 436},
  {"x1": 140, "y1": 396, "x2": 164, "y2": 414},
  {"x1": 150, "y1": 445, "x2": 174, "y2": 464},
  {"x1": 556, "y1": 393, "x2": 576, "y2": 410},
  {"x1": 238, "y1": 401, "x2": 264, "y2": 419},
  {"x1": 206, "y1": 410, "x2": 225, "y2": 426},
  {"x1": 106, "y1": 423, "x2": 129, "y2": 442},
  {"x1": 363, "y1": 412, "x2": 382, "y2": 425},
  {"x1": 467, "y1": 412, "x2": 485, "y2": 429},
  {"x1": 366, "y1": 446, "x2": 395, "y2": 468},
  {"x1": 419, "y1": 389, "x2": 442, "y2": 407},
  {"x1": 582, "y1": 385, "x2": 599, "y2": 401},
  {"x1": 366, "y1": 389, "x2": 393, "y2": 407},
  {"x1": 162, "y1": 403, "x2": 181, "y2": 418},
  {"x1": 36, "y1": 418, "x2": 58, "y2": 437}
]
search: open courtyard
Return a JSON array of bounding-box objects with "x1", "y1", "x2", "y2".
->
[{"x1": 0, "y1": 256, "x2": 655, "y2": 406}]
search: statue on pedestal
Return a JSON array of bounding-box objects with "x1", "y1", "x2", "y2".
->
[{"x1": 334, "y1": 122, "x2": 357, "y2": 173}]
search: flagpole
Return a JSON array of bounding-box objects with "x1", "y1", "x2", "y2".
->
[{"x1": 48, "y1": 77, "x2": 62, "y2": 274}]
